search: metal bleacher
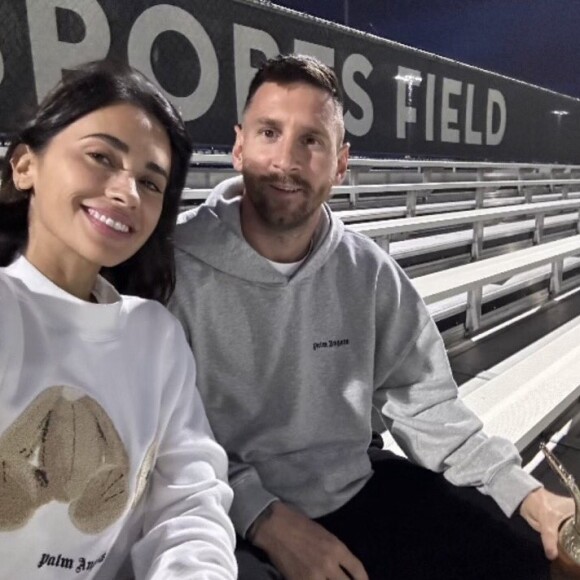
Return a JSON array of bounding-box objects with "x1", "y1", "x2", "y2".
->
[
  {"x1": 182, "y1": 152, "x2": 580, "y2": 462},
  {"x1": 3, "y1": 144, "x2": 580, "y2": 459},
  {"x1": 183, "y1": 152, "x2": 580, "y2": 341},
  {"x1": 4, "y1": 144, "x2": 580, "y2": 344}
]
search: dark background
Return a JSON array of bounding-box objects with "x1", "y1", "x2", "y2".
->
[
  {"x1": 270, "y1": 0, "x2": 580, "y2": 100},
  {"x1": 2, "y1": 0, "x2": 579, "y2": 161}
]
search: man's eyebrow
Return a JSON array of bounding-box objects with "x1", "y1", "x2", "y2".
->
[
  {"x1": 254, "y1": 117, "x2": 281, "y2": 127},
  {"x1": 82, "y1": 133, "x2": 169, "y2": 180},
  {"x1": 253, "y1": 118, "x2": 328, "y2": 137}
]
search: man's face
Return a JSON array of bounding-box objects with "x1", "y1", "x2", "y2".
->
[{"x1": 233, "y1": 81, "x2": 349, "y2": 232}]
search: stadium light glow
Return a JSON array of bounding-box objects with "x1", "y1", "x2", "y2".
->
[{"x1": 394, "y1": 74, "x2": 422, "y2": 86}]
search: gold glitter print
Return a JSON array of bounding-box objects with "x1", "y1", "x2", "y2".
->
[
  {"x1": 0, "y1": 386, "x2": 130, "y2": 534},
  {"x1": 132, "y1": 440, "x2": 158, "y2": 510}
]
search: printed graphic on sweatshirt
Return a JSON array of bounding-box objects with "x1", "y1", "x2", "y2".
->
[
  {"x1": 0, "y1": 385, "x2": 130, "y2": 534},
  {"x1": 312, "y1": 338, "x2": 350, "y2": 352},
  {"x1": 37, "y1": 551, "x2": 106, "y2": 573},
  {"x1": 132, "y1": 439, "x2": 158, "y2": 509}
]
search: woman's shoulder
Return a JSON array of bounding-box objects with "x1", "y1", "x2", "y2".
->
[
  {"x1": 0, "y1": 267, "x2": 27, "y2": 304},
  {"x1": 119, "y1": 295, "x2": 195, "y2": 392},
  {"x1": 121, "y1": 293, "x2": 171, "y2": 318},
  {"x1": 121, "y1": 294, "x2": 187, "y2": 342},
  {"x1": 0, "y1": 269, "x2": 27, "y2": 347}
]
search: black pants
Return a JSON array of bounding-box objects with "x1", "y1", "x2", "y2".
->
[{"x1": 236, "y1": 450, "x2": 549, "y2": 580}]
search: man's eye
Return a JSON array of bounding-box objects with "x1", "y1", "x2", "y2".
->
[
  {"x1": 304, "y1": 136, "x2": 321, "y2": 147},
  {"x1": 260, "y1": 128, "x2": 276, "y2": 138}
]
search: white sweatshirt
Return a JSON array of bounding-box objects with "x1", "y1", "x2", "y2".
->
[{"x1": 0, "y1": 257, "x2": 236, "y2": 580}]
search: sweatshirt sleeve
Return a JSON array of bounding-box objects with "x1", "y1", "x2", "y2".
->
[
  {"x1": 169, "y1": 269, "x2": 278, "y2": 538},
  {"x1": 227, "y1": 459, "x2": 279, "y2": 537},
  {"x1": 373, "y1": 263, "x2": 541, "y2": 517},
  {"x1": 130, "y1": 326, "x2": 237, "y2": 579}
]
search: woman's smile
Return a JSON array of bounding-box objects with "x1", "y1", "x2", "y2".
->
[{"x1": 84, "y1": 206, "x2": 134, "y2": 236}]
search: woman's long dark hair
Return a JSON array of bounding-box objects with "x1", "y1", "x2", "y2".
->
[{"x1": 0, "y1": 60, "x2": 193, "y2": 304}]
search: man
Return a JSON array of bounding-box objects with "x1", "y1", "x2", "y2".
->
[{"x1": 170, "y1": 54, "x2": 572, "y2": 579}]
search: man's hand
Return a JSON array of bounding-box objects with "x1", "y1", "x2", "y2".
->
[
  {"x1": 250, "y1": 501, "x2": 369, "y2": 580},
  {"x1": 519, "y1": 487, "x2": 575, "y2": 559}
]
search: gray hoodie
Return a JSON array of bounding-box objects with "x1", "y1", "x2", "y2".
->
[{"x1": 170, "y1": 176, "x2": 540, "y2": 537}]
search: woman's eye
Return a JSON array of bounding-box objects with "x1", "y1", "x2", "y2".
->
[
  {"x1": 88, "y1": 152, "x2": 112, "y2": 166},
  {"x1": 140, "y1": 179, "x2": 162, "y2": 194}
]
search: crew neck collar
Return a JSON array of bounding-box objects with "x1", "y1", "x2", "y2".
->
[{"x1": 5, "y1": 256, "x2": 125, "y2": 339}]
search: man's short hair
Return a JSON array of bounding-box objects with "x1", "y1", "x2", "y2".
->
[{"x1": 244, "y1": 54, "x2": 344, "y2": 116}]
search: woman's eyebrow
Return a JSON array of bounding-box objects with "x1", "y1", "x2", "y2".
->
[
  {"x1": 83, "y1": 132, "x2": 129, "y2": 152},
  {"x1": 82, "y1": 133, "x2": 169, "y2": 180}
]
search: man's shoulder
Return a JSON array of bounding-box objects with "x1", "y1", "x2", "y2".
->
[
  {"x1": 173, "y1": 205, "x2": 216, "y2": 258},
  {"x1": 338, "y1": 226, "x2": 394, "y2": 265},
  {"x1": 175, "y1": 205, "x2": 207, "y2": 242},
  {"x1": 176, "y1": 205, "x2": 203, "y2": 227},
  {"x1": 334, "y1": 226, "x2": 416, "y2": 290}
]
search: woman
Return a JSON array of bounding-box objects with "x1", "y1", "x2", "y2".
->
[{"x1": 0, "y1": 61, "x2": 236, "y2": 579}]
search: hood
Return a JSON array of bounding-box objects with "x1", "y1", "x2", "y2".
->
[{"x1": 174, "y1": 176, "x2": 345, "y2": 286}]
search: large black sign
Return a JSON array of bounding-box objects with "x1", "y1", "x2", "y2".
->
[{"x1": 1, "y1": 0, "x2": 580, "y2": 162}]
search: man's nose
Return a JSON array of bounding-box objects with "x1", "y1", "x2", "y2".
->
[
  {"x1": 272, "y1": 137, "x2": 300, "y2": 172},
  {"x1": 105, "y1": 170, "x2": 139, "y2": 207}
]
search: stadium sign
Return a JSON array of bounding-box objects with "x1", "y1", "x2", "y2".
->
[{"x1": 1, "y1": 0, "x2": 580, "y2": 162}]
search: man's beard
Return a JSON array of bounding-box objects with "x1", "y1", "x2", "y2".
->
[{"x1": 242, "y1": 169, "x2": 329, "y2": 232}]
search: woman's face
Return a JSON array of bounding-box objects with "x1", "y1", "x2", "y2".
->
[{"x1": 13, "y1": 102, "x2": 172, "y2": 274}]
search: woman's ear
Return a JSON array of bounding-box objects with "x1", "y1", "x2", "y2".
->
[{"x1": 10, "y1": 144, "x2": 36, "y2": 192}]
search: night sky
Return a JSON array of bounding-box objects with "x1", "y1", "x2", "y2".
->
[{"x1": 270, "y1": 0, "x2": 580, "y2": 100}]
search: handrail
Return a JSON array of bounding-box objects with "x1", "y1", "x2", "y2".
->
[
  {"x1": 332, "y1": 178, "x2": 580, "y2": 195},
  {"x1": 187, "y1": 152, "x2": 580, "y2": 172},
  {"x1": 347, "y1": 157, "x2": 580, "y2": 171},
  {"x1": 182, "y1": 178, "x2": 580, "y2": 205},
  {"x1": 4, "y1": 146, "x2": 580, "y2": 173},
  {"x1": 6, "y1": 146, "x2": 580, "y2": 216}
]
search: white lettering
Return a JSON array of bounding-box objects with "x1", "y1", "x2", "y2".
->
[
  {"x1": 441, "y1": 77, "x2": 462, "y2": 143},
  {"x1": 294, "y1": 40, "x2": 335, "y2": 67},
  {"x1": 26, "y1": 0, "x2": 110, "y2": 102},
  {"x1": 396, "y1": 66, "x2": 421, "y2": 139},
  {"x1": 128, "y1": 5, "x2": 219, "y2": 122},
  {"x1": 486, "y1": 88, "x2": 507, "y2": 145},
  {"x1": 465, "y1": 83, "x2": 483, "y2": 144},
  {"x1": 425, "y1": 73, "x2": 435, "y2": 141},
  {"x1": 19, "y1": 3, "x2": 509, "y2": 151},
  {"x1": 342, "y1": 54, "x2": 373, "y2": 137},
  {"x1": 233, "y1": 24, "x2": 279, "y2": 121}
]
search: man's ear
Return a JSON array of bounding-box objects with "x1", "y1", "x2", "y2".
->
[
  {"x1": 232, "y1": 124, "x2": 244, "y2": 172},
  {"x1": 334, "y1": 141, "x2": 350, "y2": 185},
  {"x1": 10, "y1": 144, "x2": 36, "y2": 191}
]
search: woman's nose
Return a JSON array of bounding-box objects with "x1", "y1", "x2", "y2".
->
[{"x1": 105, "y1": 170, "x2": 139, "y2": 207}]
